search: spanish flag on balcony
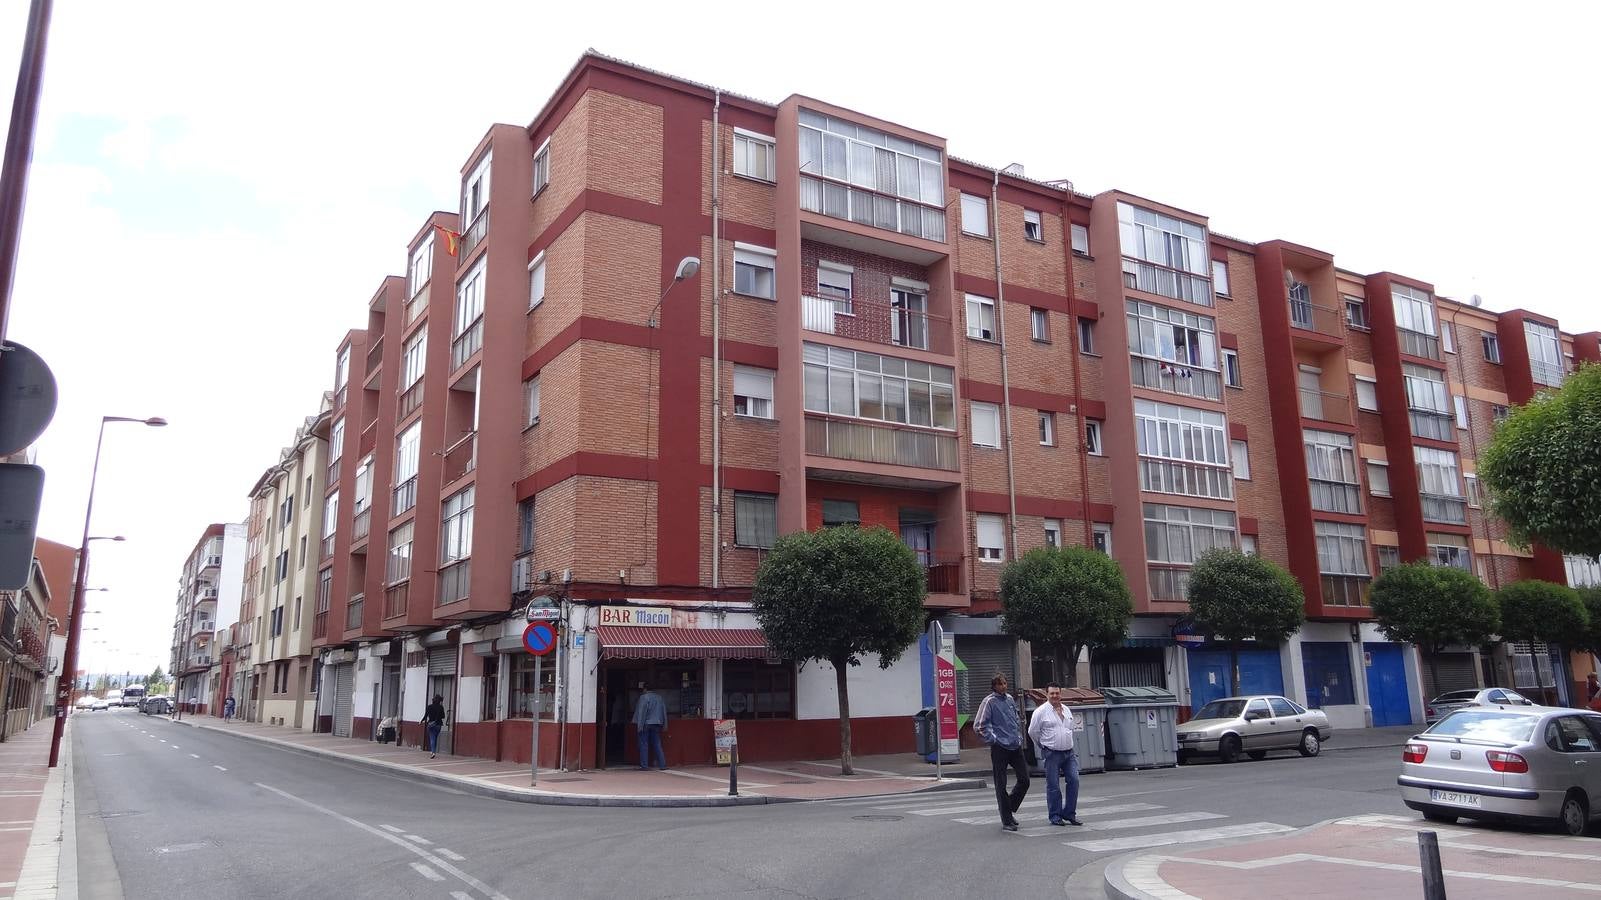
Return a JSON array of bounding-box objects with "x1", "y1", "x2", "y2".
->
[{"x1": 434, "y1": 224, "x2": 462, "y2": 257}]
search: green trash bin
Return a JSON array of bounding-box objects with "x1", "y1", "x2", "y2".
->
[{"x1": 1100, "y1": 686, "x2": 1180, "y2": 770}]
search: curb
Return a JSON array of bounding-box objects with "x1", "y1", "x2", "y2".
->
[
  {"x1": 164, "y1": 717, "x2": 983, "y2": 808},
  {"x1": 1102, "y1": 816, "x2": 1350, "y2": 900}
]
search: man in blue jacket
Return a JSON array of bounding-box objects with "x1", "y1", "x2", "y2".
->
[
  {"x1": 633, "y1": 682, "x2": 669, "y2": 770},
  {"x1": 973, "y1": 673, "x2": 1029, "y2": 831}
]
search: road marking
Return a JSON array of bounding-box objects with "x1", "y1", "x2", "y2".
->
[
  {"x1": 403, "y1": 834, "x2": 432, "y2": 845},
  {"x1": 409, "y1": 862, "x2": 444, "y2": 882},
  {"x1": 896, "y1": 795, "x2": 1114, "y2": 816},
  {"x1": 451, "y1": 893, "x2": 472, "y2": 900},
  {"x1": 437, "y1": 849, "x2": 465, "y2": 862},
  {"x1": 1147, "y1": 850, "x2": 1601, "y2": 892},
  {"x1": 255, "y1": 784, "x2": 509, "y2": 900},
  {"x1": 1083, "y1": 811, "x2": 1227, "y2": 831},
  {"x1": 952, "y1": 801, "x2": 1161, "y2": 826},
  {"x1": 189, "y1": 754, "x2": 200, "y2": 759},
  {"x1": 1066, "y1": 821, "x2": 1294, "y2": 852},
  {"x1": 1401, "y1": 836, "x2": 1601, "y2": 862},
  {"x1": 213, "y1": 766, "x2": 227, "y2": 772},
  {"x1": 380, "y1": 824, "x2": 405, "y2": 833}
]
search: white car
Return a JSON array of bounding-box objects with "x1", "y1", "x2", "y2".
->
[
  {"x1": 91, "y1": 698, "x2": 110, "y2": 711},
  {"x1": 74, "y1": 696, "x2": 94, "y2": 710}
]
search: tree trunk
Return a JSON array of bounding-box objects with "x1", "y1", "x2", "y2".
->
[
  {"x1": 1228, "y1": 644, "x2": 1241, "y2": 696},
  {"x1": 833, "y1": 656, "x2": 854, "y2": 776},
  {"x1": 1064, "y1": 644, "x2": 1081, "y2": 687}
]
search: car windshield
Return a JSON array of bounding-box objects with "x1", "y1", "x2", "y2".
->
[
  {"x1": 1196, "y1": 699, "x2": 1246, "y2": 720},
  {"x1": 1426, "y1": 710, "x2": 1537, "y2": 743}
]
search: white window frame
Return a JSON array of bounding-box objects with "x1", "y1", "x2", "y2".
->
[
  {"x1": 734, "y1": 243, "x2": 777, "y2": 300},
  {"x1": 523, "y1": 376, "x2": 541, "y2": 428},
  {"x1": 1030, "y1": 308, "x2": 1049, "y2": 342},
  {"x1": 960, "y1": 193, "x2": 990, "y2": 237},
  {"x1": 966, "y1": 293, "x2": 996, "y2": 341},
  {"x1": 1092, "y1": 522, "x2": 1112, "y2": 555},
  {"x1": 1454, "y1": 395, "x2": 1469, "y2": 429},
  {"x1": 976, "y1": 514, "x2": 1005, "y2": 562},
  {"x1": 463, "y1": 151, "x2": 492, "y2": 223},
  {"x1": 1315, "y1": 521, "x2": 1370, "y2": 576},
  {"x1": 329, "y1": 417, "x2": 345, "y2": 464},
  {"x1": 1414, "y1": 446, "x2": 1464, "y2": 498},
  {"x1": 1465, "y1": 473, "x2": 1481, "y2": 507},
  {"x1": 1232, "y1": 440, "x2": 1251, "y2": 480},
  {"x1": 1078, "y1": 317, "x2": 1095, "y2": 354},
  {"x1": 322, "y1": 491, "x2": 339, "y2": 540},
  {"x1": 408, "y1": 234, "x2": 433, "y2": 298},
  {"x1": 733, "y1": 365, "x2": 776, "y2": 420},
  {"x1": 1344, "y1": 295, "x2": 1369, "y2": 329},
  {"x1": 531, "y1": 138, "x2": 550, "y2": 197},
  {"x1": 1240, "y1": 534, "x2": 1258, "y2": 556},
  {"x1": 1070, "y1": 223, "x2": 1090, "y2": 255},
  {"x1": 387, "y1": 521, "x2": 414, "y2": 582},
  {"x1": 1043, "y1": 518, "x2": 1063, "y2": 548},
  {"x1": 1222, "y1": 349, "x2": 1242, "y2": 388},
  {"x1": 1023, "y1": 209, "x2": 1043, "y2": 242},
  {"x1": 1442, "y1": 323, "x2": 1456, "y2": 353},
  {"x1": 394, "y1": 421, "x2": 422, "y2": 486},
  {"x1": 1366, "y1": 460, "x2": 1391, "y2": 496},
  {"x1": 1391, "y1": 284, "x2": 1435, "y2": 336},
  {"x1": 1086, "y1": 419, "x2": 1104, "y2": 456},
  {"x1": 401, "y1": 330, "x2": 427, "y2": 389},
  {"x1": 1211, "y1": 259, "x2": 1230, "y2": 296},
  {"x1": 733, "y1": 492, "x2": 778, "y2": 549},
  {"x1": 353, "y1": 456, "x2": 373, "y2": 513},
  {"x1": 455, "y1": 257, "x2": 486, "y2": 337},
  {"x1": 1354, "y1": 376, "x2": 1379, "y2": 411},
  {"x1": 440, "y1": 486, "x2": 475, "y2": 565},
  {"x1": 732, "y1": 128, "x2": 776, "y2": 182},
  {"x1": 971, "y1": 401, "x2": 1001, "y2": 449},
  {"x1": 527, "y1": 252, "x2": 546, "y2": 310},
  {"x1": 1481, "y1": 332, "x2": 1502, "y2": 364},
  {"x1": 818, "y1": 262, "x2": 853, "y2": 315},
  {"x1": 1038, "y1": 410, "x2": 1055, "y2": 446}
]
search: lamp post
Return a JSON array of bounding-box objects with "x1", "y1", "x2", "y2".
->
[{"x1": 49, "y1": 415, "x2": 165, "y2": 767}]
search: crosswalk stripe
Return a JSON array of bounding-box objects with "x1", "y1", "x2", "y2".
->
[
  {"x1": 891, "y1": 795, "x2": 1112, "y2": 816},
  {"x1": 953, "y1": 802, "x2": 1161, "y2": 826},
  {"x1": 1066, "y1": 821, "x2": 1294, "y2": 852},
  {"x1": 1081, "y1": 811, "x2": 1226, "y2": 831}
]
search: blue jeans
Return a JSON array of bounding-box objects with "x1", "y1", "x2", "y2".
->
[
  {"x1": 1043, "y1": 748, "x2": 1080, "y2": 823},
  {"x1": 637, "y1": 724, "x2": 666, "y2": 769},
  {"x1": 426, "y1": 721, "x2": 442, "y2": 753}
]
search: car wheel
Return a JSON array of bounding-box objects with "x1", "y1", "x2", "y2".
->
[
  {"x1": 1218, "y1": 734, "x2": 1242, "y2": 764},
  {"x1": 1247, "y1": 750, "x2": 1268, "y2": 761},
  {"x1": 1559, "y1": 791, "x2": 1589, "y2": 837},
  {"x1": 1298, "y1": 729, "x2": 1321, "y2": 757},
  {"x1": 1422, "y1": 810, "x2": 1457, "y2": 824}
]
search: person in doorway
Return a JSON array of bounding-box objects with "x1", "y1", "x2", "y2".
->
[
  {"x1": 223, "y1": 695, "x2": 236, "y2": 721},
  {"x1": 423, "y1": 695, "x2": 447, "y2": 759},
  {"x1": 633, "y1": 681, "x2": 668, "y2": 771},
  {"x1": 973, "y1": 673, "x2": 1028, "y2": 832},
  {"x1": 1027, "y1": 683, "x2": 1082, "y2": 827},
  {"x1": 1587, "y1": 672, "x2": 1600, "y2": 711}
]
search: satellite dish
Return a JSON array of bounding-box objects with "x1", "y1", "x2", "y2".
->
[{"x1": 1470, "y1": 295, "x2": 1483, "y2": 307}]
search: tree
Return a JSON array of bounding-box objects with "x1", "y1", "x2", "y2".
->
[
  {"x1": 1185, "y1": 549, "x2": 1305, "y2": 695},
  {"x1": 751, "y1": 525, "x2": 925, "y2": 775},
  {"x1": 1370, "y1": 562, "x2": 1499, "y2": 700},
  {"x1": 1574, "y1": 587, "x2": 1601, "y2": 661},
  {"x1": 1496, "y1": 580, "x2": 1588, "y2": 647},
  {"x1": 1479, "y1": 362, "x2": 1601, "y2": 558},
  {"x1": 1000, "y1": 547, "x2": 1133, "y2": 687}
]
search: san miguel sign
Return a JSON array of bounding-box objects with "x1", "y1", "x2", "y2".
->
[{"x1": 597, "y1": 606, "x2": 673, "y2": 627}]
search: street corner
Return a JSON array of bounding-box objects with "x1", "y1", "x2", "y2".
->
[{"x1": 1107, "y1": 813, "x2": 1601, "y2": 900}]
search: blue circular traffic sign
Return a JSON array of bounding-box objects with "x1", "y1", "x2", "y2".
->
[{"x1": 522, "y1": 622, "x2": 557, "y2": 656}]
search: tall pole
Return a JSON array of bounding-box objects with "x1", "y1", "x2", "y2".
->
[
  {"x1": 49, "y1": 417, "x2": 106, "y2": 767},
  {"x1": 0, "y1": 0, "x2": 53, "y2": 342}
]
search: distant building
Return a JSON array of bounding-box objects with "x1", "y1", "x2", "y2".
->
[{"x1": 170, "y1": 523, "x2": 245, "y2": 714}]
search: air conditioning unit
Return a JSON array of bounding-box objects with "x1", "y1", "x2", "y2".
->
[{"x1": 512, "y1": 556, "x2": 535, "y2": 593}]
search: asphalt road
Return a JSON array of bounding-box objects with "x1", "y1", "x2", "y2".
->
[{"x1": 70, "y1": 709, "x2": 1417, "y2": 899}]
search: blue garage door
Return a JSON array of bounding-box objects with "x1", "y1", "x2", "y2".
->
[
  {"x1": 1187, "y1": 649, "x2": 1285, "y2": 714},
  {"x1": 1364, "y1": 642, "x2": 1412, "y2": 726},
  {"x1": 1301, "y1": 642, "x2": 1356, "y2": 709}
]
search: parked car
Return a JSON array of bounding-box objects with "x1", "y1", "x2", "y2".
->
[
  {"x1": 91, "y1": 698, "x2": 110, "y2": 711},
  {"x1": 141, "y1": 695, "x2": 172, "y2": 715},
  {"x1": 1426, "y1": 687, "x2": 1536, "y2": 723},
  {"x1": 1399, "y1": 706, "x2": 1601, "y2": 836},
  {"x1": 1176, "y1": 695, "x2": 1333, "y2": 764},
  {"x1": 74, "y1": 696, "x2": 95, "y2": 710}
]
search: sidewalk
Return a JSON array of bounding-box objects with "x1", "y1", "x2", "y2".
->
[
  {"x1": 1105, "y1": 813, "x2": 1601, "y2": 899},
  {"x1": 164, "y1": 716, "x2": 983, "y2": 807},
  {"x1": 0, "y1": 718, "x2": 72, "y2": 900}
]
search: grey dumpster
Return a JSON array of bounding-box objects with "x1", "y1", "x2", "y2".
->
[
  {"x1": 1100, "y1": 686, "x2": 1180, "y2": 770},
  {"x1": 913, "y1": 707, "x2": 938, "y2": 758}
]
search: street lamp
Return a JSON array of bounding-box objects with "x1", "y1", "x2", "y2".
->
[{"x1": 49, "y1": 415, "x2": 165, "y2": 767}]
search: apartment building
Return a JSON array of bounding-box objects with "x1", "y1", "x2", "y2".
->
[
  {"x1": 234, "y1": 402, "x2": 331, "y2": 728},
  {"x1": 31, "y1": 538, "x2": 75, "y2": 717},
  {"x1": 299, "y1": 51, "x2": 1600, "y2": 766},
  {"x1": 169, "y1": 522, "x2": 245, "y2": 714}
]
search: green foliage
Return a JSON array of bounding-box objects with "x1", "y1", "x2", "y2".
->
[
  {"x1": 751, "y1": 525, "x2": 926, "y2": 670},
  {"x1": 1185, "y1": 549, "x2": 1305, "y2": 645},
  {"x1": 1575, "y1": 587, "x2": 1601, "y2": 657},
  {"x1": 1000, "y1": 547, "x2": 1133, "y2": 684},
  {"x1": 1496, "y1": 580, "x2": 1588, "y2": 646},
  {"x1": 1370, "y1": 562, "x2": 1499, "y2": 654},
  {"x1": 1479, "y1": 362, "x2": 1601, "y2": 558}
]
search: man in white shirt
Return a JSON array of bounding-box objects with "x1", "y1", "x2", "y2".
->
[{"x1": 1026, "y1": 683, "x2": 1082, "y2": 826}]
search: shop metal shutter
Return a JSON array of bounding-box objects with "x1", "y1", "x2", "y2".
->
[
  {"x1": 955, "y1": 635, "x2": 1017, "y2": 718},
  {"x1": 1421, "y1": 652, "x2": 1477, "y2": 698},
  {"x1": 332, "y1": 664, "x2": 355, "y2": 737},
  {"x1": 427, "y1": 647, "x2": 456, "y2": 676}
]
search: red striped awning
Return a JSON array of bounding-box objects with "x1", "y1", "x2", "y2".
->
[{"x1": 596, "y1": 626, "x2": 771, "y2": 660}]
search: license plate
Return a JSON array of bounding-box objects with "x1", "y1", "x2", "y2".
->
[{"x1": 1429, "y1": 789, "x2": 1482, "y2": 808}]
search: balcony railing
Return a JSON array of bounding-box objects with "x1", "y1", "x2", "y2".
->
[
  {"x1": 393, "y1": 477, "x2": 418, "y2": 515},
  {"x1": 1309, "y1": 479, "x2": 1363, "y2": 515},
  {"x1": 1421, "y1": 492, "x2": 1468, "y2": 525},
  {"x1": 198, "y1": 585, "x2": 218, "y2": 600},
  {"x1": 1408, "y1": 408, "x2": 1454, "y2": 441},
  {"x1": 384, "y1": 582, "x2": 409, "y2": 619},
  {"x1": 1321, "y1": 574, "x2": 1371, "y2": 607},
  {"x1": 352, "y1": 507, "x2": 371, "y2": 542},
  {"x1": 1147, "y1": 564, "x2": 1191, "y2": 602},
  {"x1": 919, "y1": 553, "x2": 963, "y2": 595},
  {"x1": 1398, "y1": 327, "x2": 1441, "y2": 361},
  {"x1": 804, "y1": 414, "x2": 959, "y2": 471},
  {"x1": 451, "y1": 317, "x2": 483, "y2": 371},
  {"x1": 365, "y1": 337, "x2": 384, "y2": 377},
  {"x1": 312, "y1": 611, "x2": 328, "y2": 640},
  {"x1": 459, "y1": 209, "x2": 488, "y2": 260},
  {"x1": 320, "y1": 534, "x2": 334, "y2": 561},
  {"x1": 1138, "y1": 458, "x2": 1233, "y2": 500},
  {"x1": 802, "y1": 294, "x2": 948, "y2": 354},
  {"x1": 327, "y1": 457, "x2": 341, "y2": 486},
  {"x1": 1130, "y1": 357, "x2": 1222, "y2": 401},
  {"x1": 345, "y1": 594, "x2": 364, "y2": 631},
  {"x1": 803, "y1": 294, "x2": 842, "y2": 335},
  {"x1": 405, "y1": 285, "x2": 429, "y2": 327},
  {"x1": 1122, "y1": 259, "x2": 1213, "y2": 307},
  {"x1": 443, "y1": 434, "x2": 476, "y2": 484},
  {"x1": 438, "y1": 560, "x2": 471, "y2": 606},
  {"x1": 1530, "y1": 359, "x2": 1565, "y2": 388},
  {"x1": 1298, "y1": 388, "x2": 1353, "y2": 425},
  {"x1": 1289, "y1": 298, "x2": 1344, "y2": 338},
  {"x1": 333, "y1": 384, "x2": 347, "y2": 412},
  {"x1": 399, "y1": 380, "x2": 423, "y2": 420}
]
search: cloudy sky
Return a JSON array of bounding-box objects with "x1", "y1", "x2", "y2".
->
[{"x1": 3, "y1": 2, "x2": 1597, "y2": 675}]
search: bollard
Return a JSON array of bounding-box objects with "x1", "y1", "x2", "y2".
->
[
  {"x1": 1418, "y1": 830, "x2": 1447, "y2": 900},
  {"x1": 728, "y1": 745, "x2": 739, "y2": 797}
]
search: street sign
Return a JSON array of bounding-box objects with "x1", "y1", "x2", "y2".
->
[
  {"x1": 0, "y1": 462, "x2": 44, "y2": 589},
  {"x1": 522, "y1": 622, "x2": 557, "y2": 656},
  {"x1": 524, "y1": 604, "x2": 561, "y2": 623},
  {"x1": 0, "y1": 341, "x2": 57, "y2": 457},
  {"x1": 713, "y1": 718, "x2": 738, "y2": 765}
]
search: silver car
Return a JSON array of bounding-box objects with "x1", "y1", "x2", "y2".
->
[
  {"x1": 1177, "y1": 695, "x2": 1333, "y2": 764},
  {"x1": 1426, "y1": 687, "x2": 1535, "y2": 723},
  {"x1": 1399, "y1": 706, "x2": 1601, "y2": 836}
]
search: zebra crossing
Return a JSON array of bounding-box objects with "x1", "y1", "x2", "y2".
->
[{"x1": 831, "y1": 789, "x2": 1293, "y2": 851}]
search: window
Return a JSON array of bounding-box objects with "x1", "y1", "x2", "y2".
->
[
  {"x1": 1086, "y1": 420, "x2": 1103, "y2": 455},
  {"x1": 393, "y1": 421, "x2": 421, "y2": 513},
  {"x1": 1366, "y1": 460, "x2": 1391, "y2": 496},
  {"x1": 1070, "y1": 223, "x2": 1090, "y2": 255},
  {"x1": 1392, "y1": 284, "x2": 1436, "y2": 336},
  {"x1": 960, "y1": 193, "x2": 989, "y2": 237},
  {"x1": 1454, "y1": 395, "x2": 1468, "y2": 429},
  {"x1": 329, "y1": 417, "x2": 345, "y2": 465},
  {"x1": 1344, "y1": 296, "x2": 1368, "y2": 329},
  {"x1": 1038, "y1": 411, "x2": 1055, "y2": 446},
  {"x1": 732, "y1": 129, "x2": 775, "y2": 182},
  {"x1": 817, "y1": 263, "x2": 853, "y2": 314},
  {"x1": 797, "y1": 108, "x2": 946, "y2": 241},
  {"x1": 1491, "y1": 404, "x2": 1510, "y2": 425},
  {"x1": 1481, "y1": 332, "x2": 1502, "y2": 364},
  {"x1": 271, "y1": 606, "x2": 283, "y2": 637},
  {"x1": 1143, "y1": 503, "x2": 1238, "y2": 566},
  {"x1": 1023, "y1": 209, "x2": 1043, "y2": 242},
  {"x1": 1030, "y1": 308, "x2": 1049, "y2": 342},
  {"x1": 294, "y1": 596, "x2": 302, "y2": 630},
  {"x1": 971, "y1": 402, "x2": 1001, "y2": 448},
  {"x1": 1126, "y1": 300, "x2": 1222, "y2": 400},
  {"x1": 1525, "y1": 320, "x2": 1563, "y2": 386},
  {"x1": 1415, "y1": 446, "x2": 1463, "y2": 498},
  {"x1": 527, "y1": 254, "x2": 546, "y2": 309},
  {"x1": 1465, "y1": 473, "x2": 1481, "y2": 507},
  {"x1": 1232, "y1": 440, "x2": 1250, "y2": 480},
  {"x1": 298, "y1": 535, "x2": 307, "y2": 568},
  {"x1": 317, "y1": 567, "x2": 332, "y2": 614},
  {"x1": 1043, "y1": 518, "x2": 1063, "y2": 548},
  {"x1": 1442, "y1": 323, "x2": 1456, "y2": 353},
  {"x1": 966, "y1": 293, "x2": 996, "y2": 341},
  {"x1": 517, "y1": 499, "x2": 535, "y2": 555},
  {"x1": 1117, "y1": 202, "x2": 1212, "y2": 305},
  {"x1": 1402, "y1": 363, "x2": 1452, "y2": 440},
  {"x1": 1240, "y1": 534, "x2": 1258, "y2": 556},
  {"x1": 455, "y1": 258, "x2": 486, "y2": 338},
  {"x1": 1092, "y1": 523, "x2": 1112, "y2": 554},
  {"x1": 523, "y1": 376, "x2": 540, "y2": 428},
  {"x1": 976, "y1": 514, "x2": 1005, "y2": 561},
  {"x1": 462, "y1": 151, "x2": 490, "y2": 223},
  {"x1": 722, "y1": 659, "x2": 795, "y2": 720},
  {"x1": 1077, "y1": 317, "x2": 1095, "y2": 354},
  {"x1": 322, "y1": 492, "x2": 338, "y2": 539},
  {"x1": 1427, "y1": 532, "x2": 1470, "y2": 570},
  {"x1": 1211, "y1": 259, "x2": 1230, "y2": 296},
  {"x1": 440, "y1": 487, "x2": 474, "y2": 565},
  {"x1": 1222, "y1": 349, "x2": 1242, "y2": 388},
  {"x1": 1133, "y1": 399, "x2": 1232, "y2": 499},
  {"x1": 401, "y1": 330, "x2": 427, "y2": 389},
  {"x1": 1377, "y1": 545, "x2": 1401, "y2": 571},
  {"x1": 802, "y1": 342, "x2": 957, "y2": 429},
  {"x1": 734, "y1": 244, "x2": 776, "y2": 299},
  {"x1": 821, "y1": 499, "x2": 860, "y2": 528},
  {"x1": 733, "y1": 366, "x2": 775, "y2": 419},
  {"x1": 509, "y1": 651, "x2": 556, "y2": 719},
  {"x1": 408, "y1": 234, "x2": 433, "y2": 297},
  {"x1": 531, "y1": 138, "x2": 550, "y2": 196},
  {"x1": 1305, "y1": 429, "x2": 1361, "y2": 514},
  {"x1": 1315, "y1": 521, "x2": 1370, "y2": 576},
  {"x1": 734, "y1": 492, "x2": 777, "y2": 549},
  {"x1": 334, "y1": 346, "x2": 350, "y2": 390},
  {"x1": 1354, "y1": 376, "x2": 1378, "y2": 411}
]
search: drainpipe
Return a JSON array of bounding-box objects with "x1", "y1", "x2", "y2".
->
[
  {"x1": 991, "y1": 169, "x2": 1020, "y2": 559},
  {"x1": 1061, "y1": 195, "x2": 1094, "y2": 549},
  {"x1": 711, "y1": 89, "x2": 724, "y2": 592}
]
